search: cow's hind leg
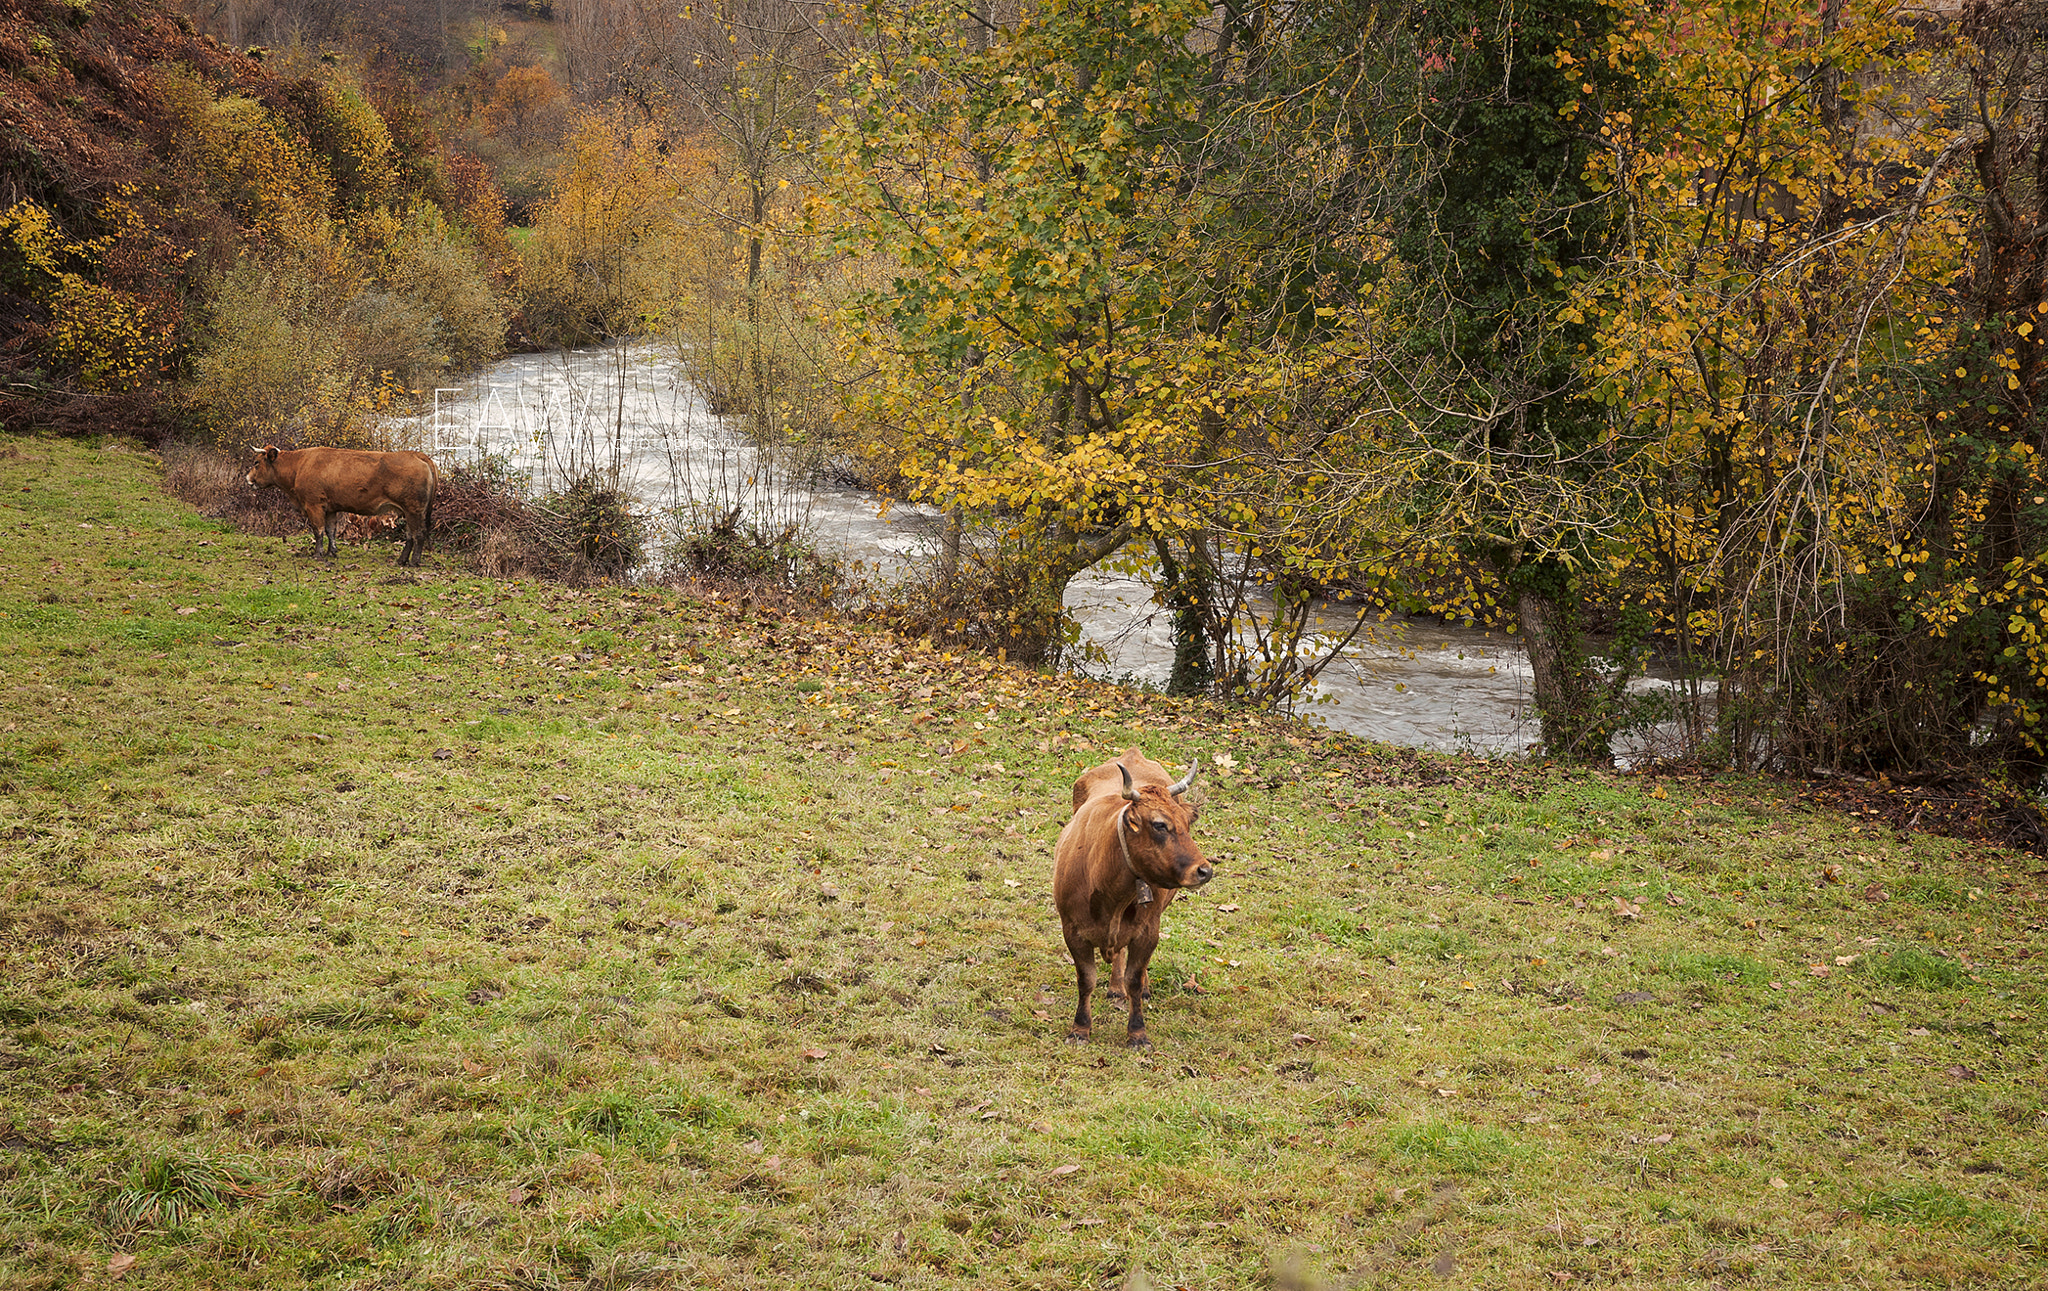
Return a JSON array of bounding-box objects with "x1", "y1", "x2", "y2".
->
[
  {"x1": 1106, "y1": 946, "x2": 1130, "y2": 1003},
  {"x1": 400, "y1": 501, "x2": 428, "y2": 565},
  {"x1": 1063, "y1": 929, "x2": 1098, "y2": 1042}
]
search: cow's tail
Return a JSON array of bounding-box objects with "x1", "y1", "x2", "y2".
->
[{"x1": 423, "y1": 457, "x2": 439, "y2": 554}]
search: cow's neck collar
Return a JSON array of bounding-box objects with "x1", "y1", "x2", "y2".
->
[{"x1": 1115, "y1": 805, "x2": 1155, "y2": 906}]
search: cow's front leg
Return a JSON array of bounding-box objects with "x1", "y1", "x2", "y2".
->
[
  {"x1": 1063, "y1": 929, "x2": 1098, "y2": 1042},
  {"x1": 322, "y1": 512, "x2": 343, "y2": 558},
  {"x1": 1123, "y1": 937, "x2": 1159, "y2": 1048},
  {"x1": 299, "y1": 505, "x2": 325, "y2": 557}
]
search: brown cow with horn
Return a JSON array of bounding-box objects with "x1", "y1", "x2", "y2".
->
[
  {"x1": 246, "y1": 445, "x2": 439, "y2": 566},
  {"x1": 1053, "y1": 747, "x2": 1212, "y2": 1048}
]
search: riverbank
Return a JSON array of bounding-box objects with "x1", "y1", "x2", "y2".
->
[{"x1": 3, "y1": 431, "x2": 2044, "y2": 1289}]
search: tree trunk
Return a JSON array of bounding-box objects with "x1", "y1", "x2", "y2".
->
[
  {"x1": 1154, "y1": 536, "x2": 1216, "y2": 697},
  {"x1": 1517, "y1": 585, "x2": 1609, "y2": 762}
]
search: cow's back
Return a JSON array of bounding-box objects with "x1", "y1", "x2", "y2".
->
[{"x1": 290, "y1": 448, "x2": 431, "y2": 504}]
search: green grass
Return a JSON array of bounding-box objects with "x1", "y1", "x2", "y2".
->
[{"x1": 1, "y1": 432, "x2": 2046, "y2": 1288}]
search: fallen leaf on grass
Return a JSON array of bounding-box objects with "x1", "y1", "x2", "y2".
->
[
  {"x1": 1808, "y1": 964, "x2": 1832, "y2": 977},
  {"x1": 1216, "y1": 903, "x2": 1241, "y2": 913},
  {"x1": 802, "y1": 1048, "x2": 828, "y2": 1060},
  {"x1": 1769, "y1": 1177, "x2": 1788, "y2": 1190},
  {"x1": 1612, "y1": 897, "x2": 1642, "y2": 919},
  {"x1": 107, "y1": 1254, "x2": 137, "y2": 1278},
  {"x1": 1047, "y1": 1163, "x2": 1082, "y2": 1177},
  {"x1": 1906, "y1": 1027, "x2": 1931, "y2": 1036},
  {"x1": 507, "y1": 1186, "x2": 532, "y2": 1205},
  {"x1": 1947, "y1": 1065, "x2": 1980, "y2": 1082}
]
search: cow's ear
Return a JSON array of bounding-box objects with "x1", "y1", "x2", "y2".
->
[{"x1": 263, "y1": 445, "x2": 278, "y2": 464}]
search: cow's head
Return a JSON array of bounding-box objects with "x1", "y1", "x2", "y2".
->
[
  {"x1": 245, "y1": 444, "x2": 282, "y2": 489},
  {"x1": 1117, "y1": 756, "x2": 1212, "y2": 890}
]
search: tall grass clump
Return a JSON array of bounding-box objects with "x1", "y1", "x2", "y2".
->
[{"x1": 108, "y1": 1151, "x2": 266, "y2": 1232}]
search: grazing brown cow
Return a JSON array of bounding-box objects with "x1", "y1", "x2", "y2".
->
[
  {"x1": 246, "y1": 445, "x2": 439, "y2": 566},
  {"x1": 1053, "y1": 747, "x2": 1212, "y2": 1048}
]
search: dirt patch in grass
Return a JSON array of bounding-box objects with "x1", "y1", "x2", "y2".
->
[{"x1": 2, "y1": 431, "x2": 2046, "y2": 1289}]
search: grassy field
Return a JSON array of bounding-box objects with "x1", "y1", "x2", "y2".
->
[{"x1": 1, "y1": 431, "x2": 2044, "y2": 1290}]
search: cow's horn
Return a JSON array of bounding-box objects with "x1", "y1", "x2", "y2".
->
[
  {"x1": 1119, "y1": 763, "x2": 1139, "y2": 801},
  {"x1": 1168, "y1": 755, "x2": 1201, "y2": 797}
]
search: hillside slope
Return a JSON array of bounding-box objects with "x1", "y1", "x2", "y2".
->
[{"x1": 0, "y1": 433, "x2": 2043, "y2": 1288}]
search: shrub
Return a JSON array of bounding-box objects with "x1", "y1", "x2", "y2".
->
[
  {"x1": 853, "y1": 522, "x2": 1075, "y2": 666},
  {"x1": 656, "y1": 504, "x2": 841, "y2": 600},
  {"x1": 341, "y1": 289, "x2": 446, "y2": 389},
  {"x1": 378, "y1": 205, "x2": 505, "y2": 372},
  {"x1": 550, "y1": 473, "x2": 645, "y2": 580},
  {"x1": 187, "y1": 259, "x2": 369, "y2": 447}
]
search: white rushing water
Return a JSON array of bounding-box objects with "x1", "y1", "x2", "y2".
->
[{"x1": 419, "y1": 344, "x2": 1570, "y2": 755}]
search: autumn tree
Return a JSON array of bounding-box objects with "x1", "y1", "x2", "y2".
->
[
  {"x1": 518, "y1": 107, "x2": 689, "y2": 346},
  {"x1": 1904, "y1": 0, "x2": 2048, "y2": 766},
  {"x1": 1574, "y1": 0, "x2": 1976, "y2": 769},
  {"x1": 483, "y1": 64, "x2": 569, "y2": 150}
]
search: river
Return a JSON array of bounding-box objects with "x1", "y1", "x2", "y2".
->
[{"x1": 415, "y1": 343, "x2": 1655, "y2": 758}]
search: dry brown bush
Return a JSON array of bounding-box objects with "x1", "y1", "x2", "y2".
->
[{"x1": 159, "y1": 442, "x2": 302, "y2": 539}]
